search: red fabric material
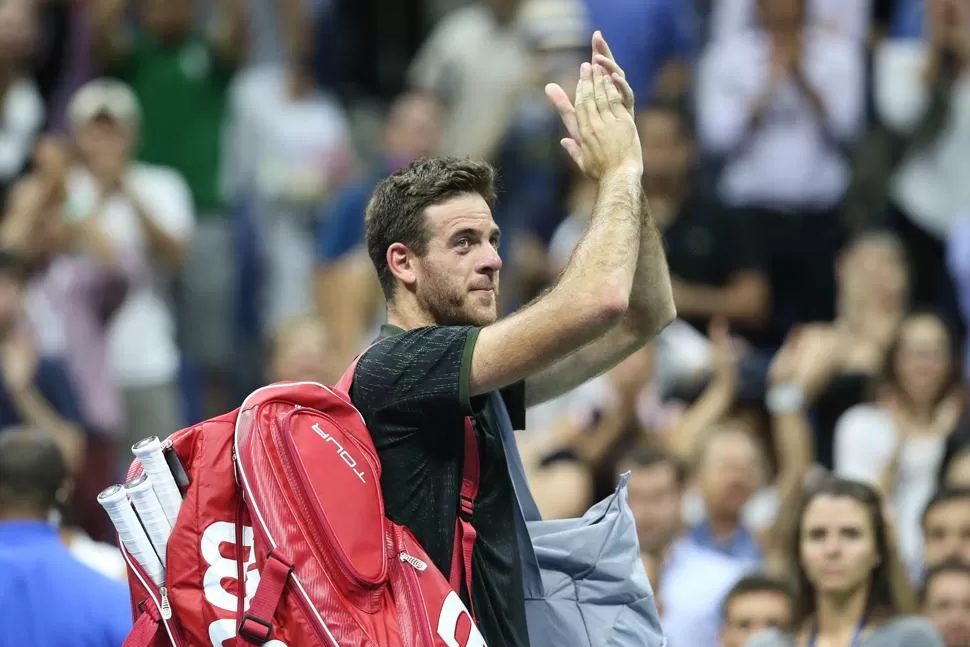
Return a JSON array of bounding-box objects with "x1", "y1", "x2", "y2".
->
[
  {"x1": 238, "y1": 551, "x2": 293, "y2": 645},
  {"x1": 117, "y1": 379, "x2": 487, "y2": 647},
  {"x1": 122, "y1": 609, "x2": 161, "y2": 647},
  {"x1": 450, "y1": 417, "x2": 480, "y2": 619}
]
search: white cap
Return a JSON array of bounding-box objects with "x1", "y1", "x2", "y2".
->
[{"x1": 68, "y1": 78, "x2": 141, "y2": 128}]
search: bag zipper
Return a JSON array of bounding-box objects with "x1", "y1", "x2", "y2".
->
[
  {"x1": 276, "y1": 407, "x2": 386, "y2": 590},
  {"x1": 122, "y1": 548, "x2": 187, "y2": 647},
  {"x1": 394, "y1": 534, "x2": 435, "y2": 647}
]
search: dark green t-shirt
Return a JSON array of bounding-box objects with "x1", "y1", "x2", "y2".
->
[
  {"x1": 109, "y1": 30, "x2": 232, "y2": 213},
  {"x1": 350, "y1": 324, "x2": 529, "y2": 647}
]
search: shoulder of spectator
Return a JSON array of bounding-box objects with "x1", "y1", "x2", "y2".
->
[
  {"x1": 744, "y1": 628, "x2": 792, "y2": 647},
  {"x1": 881, "y1": 616, "x2": 944, "y2": 644},
  {"x1": 128, "y1": 164, "x2": 196, "y2": 226}
]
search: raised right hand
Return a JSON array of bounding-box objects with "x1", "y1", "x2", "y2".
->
[{"x1": 566, "y1": 61, "x2": 642, "y2": 180}]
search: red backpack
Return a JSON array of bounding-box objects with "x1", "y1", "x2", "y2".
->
[{"x1": 119, "y1": 362, "x2": 485, "y2": 647}]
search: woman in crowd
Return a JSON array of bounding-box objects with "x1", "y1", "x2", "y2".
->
[
  {"x1": 747, "y1": 478, "x2": 941, "y2": 647},
  {"x1": 770, "y1": 230, "x2": 909, "y2": 470},
  {"x1": 834, "y1": 311, "x2": 963, "y2": 576}
]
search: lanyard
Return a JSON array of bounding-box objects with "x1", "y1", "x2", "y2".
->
[{"x1": 807, "y1": 618, "x2": 867, "y2": 647}]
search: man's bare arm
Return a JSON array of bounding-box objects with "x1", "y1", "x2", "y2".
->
[
  {"x1": 209, "y1": 0, "x2": 249, "y2": 67},
  {"x1": 525, "y1": 194, "x2": 674, "y2": 406},
  {"x1": 91, "y1": 0, "x2": 129, "y2": 65},
  {"x1": 469, "y1": 59, "x2": 644, "y2": 397}
]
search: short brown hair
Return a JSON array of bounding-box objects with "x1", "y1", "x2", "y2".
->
[
  {"x1": 722, "y1": 574, "x2": 796, "y2": 623},
  {"x1": 364, "y1": 156, "x2": 497, "y2": 300}
]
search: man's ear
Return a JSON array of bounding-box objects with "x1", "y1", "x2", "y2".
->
[
  {"x1": 387, "y1": 242, "x2": 418, "y2": 289},
  {"x1": 56, "y1": 478, "x2": 74, "y2": 505}
]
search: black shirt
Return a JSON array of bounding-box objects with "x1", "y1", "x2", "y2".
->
[
  {"x1": 663, "y1": 199, "x2": 767, "y2": 337},
  {"x1": 350, "y1": 324, "x2": 529, "y2": 647}
]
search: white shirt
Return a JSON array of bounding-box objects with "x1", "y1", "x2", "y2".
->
[
  {"x1": 661, "y1": 537, "x2": 751, "y2": 647},
  {"x1": 697, "y1": 29, "x2": 865, "y2": 209},
  {"x1": 67, "y1": 165, "x2": 195, "y2": 387},
  {"x1": 834, "y1": 404, "x2": 947, "y2": 577},
  {"x1": 225, "y1": 66, "x2": 354, "y2": 332},
  {"x1": 0, "y1": 78, "x2": 43, "y2": 183},
  {"x1": 876, "y1": 40, "x2": 970, "y2": 239},
  {"x1": 407, "y1": 4, "x2": 530, "y2": 158},
  {"x1": 710, "y1": 0, "x2": 871, "y2": 43},
  {"x1": 226, "y1": 65, "x2": 354, "y2": 206}
]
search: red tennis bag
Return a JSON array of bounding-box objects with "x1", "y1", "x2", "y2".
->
[{"x1": 119, "y1": 369, "x2": 485, "y2": 647}]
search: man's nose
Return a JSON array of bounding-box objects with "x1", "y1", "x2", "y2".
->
[{"x1": 479, "y1": 242, "x2": 502, "y2": 273}]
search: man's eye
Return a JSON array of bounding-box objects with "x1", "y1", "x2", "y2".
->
[{"x1": 456, "y1": 238, "x2": 469, "y2": 247}]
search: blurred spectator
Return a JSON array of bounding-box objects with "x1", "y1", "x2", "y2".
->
[
  {"x1": 582, "y1": 0, "x2": 693, "y2": 101},
  {"x1": 746, "y1": 478, "x2": 934, "y2": 647},
  {"x1": 2, "y1": 135, "x2": 135, "y2": 540},
  {"x1": 66, "y1": 78, "x2": 195, "y2": 465},
  {"x1": 314, "y1": 90, "x2": 443, "y2": 367},
  {"x1": 698, "y1": 0, "x2": 865, "y2": 332},
  {"x1": 620, "y1": 447, "x2": 749, "y2": 647},
  {"x1": 0, "y1": 427, "x2": 130, "y2": 647},
  {"x1": 921, "y1": 489, "x2": 970, "y2": 568},
  {"x1": 920, "y1": 560, "x2": 970, "y2": 647},
  {"x1": 493, "y1": 0, "x2": 587, "y2": 311},
  {"x1": 549, "y1": 101, "x2": 770, "y2": 396},
  {"x1": 834, "y1": 311, "x2": 963, "y2": 575},
  {"x1": 947, "y1": 216, "x2": 970, "y2": 379},
  {"x1": 710, "y1": 0, "x2": 872, "y2": 43},
  {"x1": 720, "y1": 574, "x2": 796, "y2": 647},
  {"x1": 269, "y1": 314, "x2": 337, "y2": 384},
  {"x1": 0, "y1": 250, "x2": 83, "y2": 471},
  {"x1": 0, "y1": 0, "x2": 44, "y2": 205},
  {"x1": 874, "y1": 0, "x2": 970, "y2": 327},
  {"x1": 552, "y1": 102, "x2": 770, "y2": 336},
  {"x1": 227, "y1": 26, "x2": 355, "y2": 336},
  {"x1": 768, "y1": 230, "x2": 909, "y2": 469},
  {"x1": 686, "y1": 425, "x2": 769, "y2": 563},
  {"x1": 406, "y1": 0, "x2": 530, "y2": 159},
  {"x1": 941, "y1": 444, "x2": 970, "y2": 488},
  {"x1": 92, "y1": 0, "x2": 247, "y2": 417}
]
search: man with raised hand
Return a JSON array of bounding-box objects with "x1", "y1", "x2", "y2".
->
[{"x1": 350, "y1": 32, "x2": 674, "y2": 647}]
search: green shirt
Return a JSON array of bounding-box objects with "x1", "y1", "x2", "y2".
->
[{"x1": 111, "y1": 31, "x2": 232, "y2": 214}]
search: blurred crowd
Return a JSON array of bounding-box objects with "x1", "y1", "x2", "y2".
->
[{"x1": 1, "y1": 0, "x2": 970, "y2": 645}]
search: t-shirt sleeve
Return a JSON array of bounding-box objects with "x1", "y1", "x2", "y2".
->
[
  {"x1": 351, "y1": 326, "x2": 481, "y2": 422},
  {"x1": 34, "y1": 358, "x2": 82, "y2": 426}
]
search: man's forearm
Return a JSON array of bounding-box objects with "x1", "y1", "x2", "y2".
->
[
  {"x1": 524, "y1": 179, "x2": 673, "y2": 407},
  {"x1": 9, "y1": 387, "x2": 83, "y2": 470},
  {"x1": 624, "y1": 194, "x2": 675, "y2": 336},
  {"x1": 558, "y1": 167, "x2": 643, "y2": 302},
  {"x1": 473, "y1": 168, "x2": 643, "y2": 397}
]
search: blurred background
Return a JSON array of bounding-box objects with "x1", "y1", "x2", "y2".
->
[{"x1": 1, "y1": 0, "x2": 970, "y2": 645}]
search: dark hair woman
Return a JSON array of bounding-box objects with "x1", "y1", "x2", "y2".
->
[{"x1": 746, "y1": 478, "x2": 943, "y2": 647}]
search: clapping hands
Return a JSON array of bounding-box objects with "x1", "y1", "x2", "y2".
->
[{"x1": 544, "y1": 31, "x2": 641, "y2": 180}]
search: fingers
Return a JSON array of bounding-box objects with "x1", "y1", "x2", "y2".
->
[
  {"x1": 611, "y1": 73, "x2": 635, "y2": 111},
  {"x1": 544, "y1": 82, "x2": 580, "y2": 144},
  {"x1": 708, "y1": 316, "x2": 730, "y2": 344},
  {"x1": 560, "y1": 138, "x2": 584, "y2": 169},
  {"x1": 592, "y1": 30, "x2": 616, "y2": 64},
  {"x1": 576, "y1": 62, "x2": 597, "y2": 137},
  {"x1": 592, "y1": 54, "x2": 634, "y2": 112},
  {"x1": 591, "y1": 63, "x2": 611, "y2": 119},
  {"x1": 602, "y1": 71, "x2": 627, "y2": 117},
  {"x1": 592, "y1": 53, "x2": 624, "y2": 79}
]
